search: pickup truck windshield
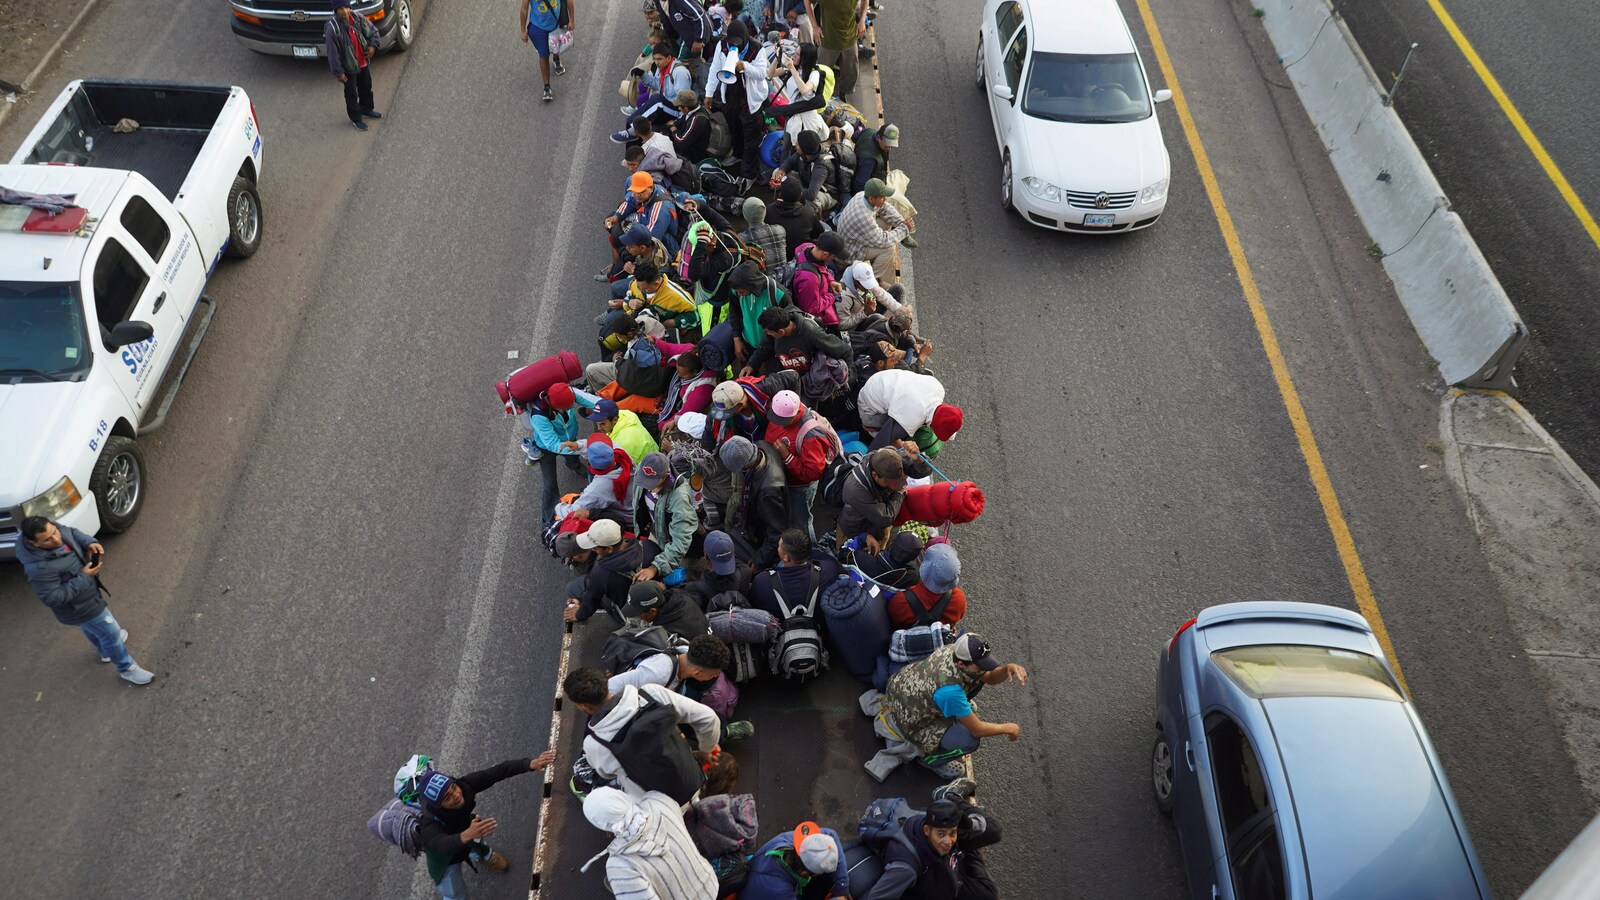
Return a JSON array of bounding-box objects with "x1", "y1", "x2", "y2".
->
[
  {"x1": 1024, "y1": 52, "x2": 1153, "y2": 124},
  {"x1": 0, "y1": 281, "x2": 91, "y2": 381}
]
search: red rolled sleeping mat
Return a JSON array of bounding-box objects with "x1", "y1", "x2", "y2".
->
[
  {"x1": 496, "y1": 350, "x2": 583, "y2": 405},
  {"x1": 893, "y1": 482, "x2": 985, "y2": 527}
]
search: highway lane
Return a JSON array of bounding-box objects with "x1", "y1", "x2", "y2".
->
[
  {"x1": 0, "y1": 0, "x2": 1590, "y2": 897},
  {"x1": 882, "y1": 0, "x2": 1591, "y2": 894},
  {"x1": 1336, "y1": 0, "x2": 1600, "y2": 480}
]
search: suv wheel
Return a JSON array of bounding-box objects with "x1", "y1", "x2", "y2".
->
[
  {"x1": 1151, "y1": 732, "x2": 1175, "y2": 814},
  {"x1": 91, "y1": 436, "x2": 147, "y2": 533},
  {"x1": 391, "y1": 0, "x2": 415, "y2": 51}
]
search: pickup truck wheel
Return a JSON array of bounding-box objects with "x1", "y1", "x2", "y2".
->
[
  {"x1": 91, "y1": 436, "x2": 146, "y2": 534},
  {"x1": 390, "y1": 0, "x2": 415, "y2": 51},
  {"x1": 224, "y1": 176, "x2": 263, "y2": 259}
]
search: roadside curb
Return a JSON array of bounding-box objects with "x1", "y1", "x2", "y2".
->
[
  {"x1": 1439, "y1": 389, "x2": 1600, "y2": 805},
  {"x1": 0, "y1": 0, "x2": 109, "y2": 134}
]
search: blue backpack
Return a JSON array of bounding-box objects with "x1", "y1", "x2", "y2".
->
[{"x1": 858, "y1": 797, "x2": 919, "y2": 850}]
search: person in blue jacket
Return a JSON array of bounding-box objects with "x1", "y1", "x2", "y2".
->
[
  {"x1": 522, "y1": 381, "x2": 586, "y2": 527},
  {"x1": 741, "y1": 820, "x2": 852, "y2": 899}
]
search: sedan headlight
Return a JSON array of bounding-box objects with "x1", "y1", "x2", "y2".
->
[
  {"x1": 1140, "y1": 178, "x2": 1170, "y2": 204},
  {"x1": 21, "y1": 476, "x2": 83, "y2": 519},
  {"x1": 1022, "y1": 177, "x2": 1062, "y2": 203}
]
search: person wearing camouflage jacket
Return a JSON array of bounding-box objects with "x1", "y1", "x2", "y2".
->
[{"x1": 883, "y1": 634, "x2": 1027, "y2": 760}]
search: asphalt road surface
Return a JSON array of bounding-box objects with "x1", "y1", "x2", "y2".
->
[
  {"x1": 1336, "y1": 0, "x2": 1600, "y2": 481},
  {"x1": 0, "y1": 0, "x2": 1591, "y2": 898}
]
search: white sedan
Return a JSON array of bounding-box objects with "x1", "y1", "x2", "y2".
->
[{"x1": 977, "y1": 0, "x2": 1173, "y2": 233}]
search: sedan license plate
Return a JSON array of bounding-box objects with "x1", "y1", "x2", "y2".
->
[
  {"x1": 1082, "y1": 214, "x2": 1116, "y2": 227},
  {"x1": 293, "y1": 45, "x2": 320, "y2": 58}
]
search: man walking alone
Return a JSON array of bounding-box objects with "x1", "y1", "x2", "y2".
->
[
  {"x1": 16, "y1": 516, "x2": 154, "y2": 685},
  {"x1": 325, "y1": 0, "x2": 383, "y2": 130},
  {"x1": 520, "y1": 0, "x2": 574, "y2": 102}
]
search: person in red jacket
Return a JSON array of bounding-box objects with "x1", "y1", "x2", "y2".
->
[
  {"x1": 886, "y1": 543, "x2": 968, "y2": 629},
  {"x1": 763, "y1": 389, "x2": 840, "y2": 539}
]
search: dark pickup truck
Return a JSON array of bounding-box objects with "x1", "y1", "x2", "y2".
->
[{"x1": 229, "y1": 0, "x2": 415, "y2": 59}]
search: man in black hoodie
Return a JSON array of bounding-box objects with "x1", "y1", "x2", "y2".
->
[
  {"x1": 868, "y1": 798, "x2": 994, "y2": 900},
  {"x1": 415, "y1": 752, "x2": 557, "y2": 898},
  {"x1": 741, "y1": 306, "x2": 852, "y2": 378},
  {"x1": 766, "y1": 177, "x2": 826, "y2": 257}
]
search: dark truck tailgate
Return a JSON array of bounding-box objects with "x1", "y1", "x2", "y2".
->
[
  {"x1": 19, "y1": 80, "x2": 232, "y2": 201},
  {"x1": 534, "y1": 620, "x2": 942, "y2": 895}
]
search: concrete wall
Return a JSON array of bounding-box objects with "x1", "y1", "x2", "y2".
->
[{"x1": 1255, "y1": 0, "x2": 1525, "y2": 389}]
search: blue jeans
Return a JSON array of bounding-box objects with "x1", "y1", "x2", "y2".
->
[
  {"x1": 435, "y1": 844, "x2": 491, "y2": 899},
  {"x1": 81, "y1": 609, "x2": 133, "y2": 672}
]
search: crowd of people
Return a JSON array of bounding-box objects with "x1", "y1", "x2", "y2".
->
[{"x1": 366, "y1": 1, "x2": 1028, "y2": 898}]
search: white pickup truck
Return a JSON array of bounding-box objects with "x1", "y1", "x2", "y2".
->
[{"x1": 0, "y1": 79, "x2": 264, "y2": 558}]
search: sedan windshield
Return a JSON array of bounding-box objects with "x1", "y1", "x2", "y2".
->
[
  {"x1": 0, "y1": 281, "x2": 91, "y2": 381},
  {"x1": 1023, "y1": 52, "x2": 1152, "y2": 123}
]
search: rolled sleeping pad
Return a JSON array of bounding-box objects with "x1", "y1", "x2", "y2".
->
[
  {"x1": 893, "y1": 481, "x2": 986, "y2": 527},
  {"x1": 841, "y1": 839, "x2": 885, "y2": 897},
  {"x1": 498, "y1": 350, "x2": 583, "y2": 405},
  {"x1": 821, "y1": 573, "x2": 893, "y2": 683},
  {"x1": 872, "y1": 653, "x2": 912, "y2": 693},
  {"x1": 697, "y1": 320, "x2": 738, "y2": 374}
]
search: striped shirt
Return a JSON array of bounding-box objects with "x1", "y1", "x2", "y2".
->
[{"x1": 599, "y1": 792, "x2": 719, "y2": 899}]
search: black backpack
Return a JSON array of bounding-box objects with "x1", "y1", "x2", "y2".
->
[
  {"x1": 765, "y1": 566, "x2": 828, "y2": 681},
  {"x1": 904, "y1": 587, "x2": 956, "y2": 627},
  {"x1": 599, "y1": 624, "x2": 676, "y2": 676},
  {"x1": 586, "y1": 691, "x2": 705, "y2": 804},
  {"x1": 819, "y1": 453, "x2": 867, "y2": 508}
]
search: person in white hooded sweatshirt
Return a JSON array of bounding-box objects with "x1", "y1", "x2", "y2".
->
[
  {"x1": 582, "y1": 786, "x2": 719, "y2": 899},
  {"x1": 564, "y1": 666, "x2": 723, "y2": 802}
]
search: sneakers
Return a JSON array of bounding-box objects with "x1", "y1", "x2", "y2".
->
[
  {"x1": 120, "y1": 664, "x2": 155, "y2": 685},
  {"x1": 932, "y1": 777, "x2": 978, "y2": 805},
  {"x1": 481, "y1": 851, "x2": 510, "y2": 873},
  {"x1": 100, "y1": 629, "x2": 129, "y2": 663},
  {"x1": 361, "y1": 109, "x2": 383, "y2": 119},
  {"x1": 725, "y1": 720, "x2": 756, "y2": 741},
  {"x1": 858, "y1": 42, "x2": 875, "y2": 59},
  {"x1": 542, "y1": 84, "x2": 554, "y2": 102},
  {"x1": 609, "y1": 129, "x2": 633, "y2": 144},
  {"x1": 552, "y1": 55, "x2": 566, "y2": 76},
  {"x1": 352, "y1": 120, "x2": 369, "y2": 131},
  {"x1": 920, "y1": 757, "x2": 966, "y2": 779},
  {"x1": 900, "y1": 234, "x2": 919, "y2": 249},
  {"x1": 620, "y1": 105, "x2": 638, "y2": 116}
]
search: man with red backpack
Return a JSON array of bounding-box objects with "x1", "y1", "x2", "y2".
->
[{"x1": 763, "y1": 389, "x2": 841, "y2": 538}]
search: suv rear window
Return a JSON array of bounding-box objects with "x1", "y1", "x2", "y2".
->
[{"x1": 1213, "y1": 645, "x2": 1403, "y2": 701}]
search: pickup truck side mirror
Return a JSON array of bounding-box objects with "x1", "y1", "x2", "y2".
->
[
  {"x1": 991, "y1": 83, "x2": 1015, "y2": 103},
  {"x1": 107, "y1": 320, "x2": 154, "y2": 349}
]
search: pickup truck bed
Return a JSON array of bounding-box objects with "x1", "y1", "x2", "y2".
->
[
  {"x1": 537, "y1": 621, "x2": 942, "y2": 894},
  {"x1": 17, "y1": 80, "x2": 233, "y2": 200}
]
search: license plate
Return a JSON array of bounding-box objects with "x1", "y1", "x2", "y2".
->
[
  {"x1": 1082, "y1": 214, "x2": 1116, "y2": 227},
  {"x1": 292, "y1": 45, "x2": 319, "y2": 58}
]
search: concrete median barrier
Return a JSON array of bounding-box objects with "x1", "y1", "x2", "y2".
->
[{"x1": 1254, "y1": 0, "x2": 1525, "y2": 389}]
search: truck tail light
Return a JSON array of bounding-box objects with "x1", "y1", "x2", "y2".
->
[
  {"x1": 1167, "y1": 617, "x2": 1197, "y2": 657},
  {"x1": 232, "y1": 10, "x2": 261, "y2": 23},
  {"x1": 367, "y1": 8, "x2": 385, "y2": 20},
  {"x1": 249, "y1": 99, "x2": 260, "y2": 134}
]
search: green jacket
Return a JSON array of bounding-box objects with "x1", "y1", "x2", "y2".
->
[
  {"x1": 610, "y1": 409, "x2": 660, "y2": 467},
  {"x1": 633, "y1": 477, "x2": 698, "y2": 572}
]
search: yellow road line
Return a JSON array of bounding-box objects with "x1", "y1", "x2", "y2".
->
[
  {"x1": 1132, "y1": 0, "x2": 1408, "y2": 690},
  {"x1": 1422, "y1": 0, "x2": 1600, "y2": 252}
]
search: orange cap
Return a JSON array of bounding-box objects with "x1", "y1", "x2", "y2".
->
[
  {"x1": 629, "y1": 171, "x2": 654, "y2": 193},
  {"x1": 792, "y1": 821, "x2": 822, "y2": 848}
]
